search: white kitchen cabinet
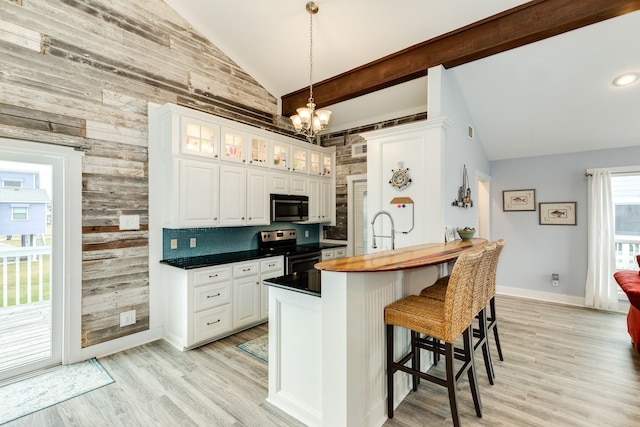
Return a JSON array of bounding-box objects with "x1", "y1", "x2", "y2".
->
[
  {"x1": 269, "y1": 170, "x2": 290, "y2": 195},
  {"x1": 291, "y1": 147, "x2": 308, "y2": 174},
  {"x1": 180, "y1": 115, "x2": 219, "y2": 159},
  {"x1": 290, "y1": 174, "x2": 307, "y2": 196},
  {"x1": 246, "y1": 169, "x2": 270, "y2": 225},
  {"x1": 321, "y1": 246, "x2": 347, "y2": 261},
  {"x1": 270, "y1": 140, "x2": 290, "y2": 170},
  {"x1": 162, "y1": 256, "x2": 283, "y2": 352},
  {"x1": 220, "y1": 165, "x2": 269, "y2": 226},
  {"x1": 309, "y1": 150, "x2": 322, "y2": 176},
  {"x1": 307, "y1": 177, "x2": 321, "y2": 223},
  {"x1": 219, "y1": 164, "x2": 247, "y2": 226},
  {"x1": 321, "y1": 178, "x2": 335, "y2": 224},
  {"x1": 178, "y1": 159, "x2": 219, "y2": 227},
  {"x1": 260, "y1": 257, "x2": 284, "y2": 320},
  {"x1": 233, "y1": 261, "x2": 261, "y2": 328},
  {"x1": 248, "y1": 134, "x2": 269, "y2": 167},
  {"x1": 322, "y1": 152, "x2": 334, "y2": 177},
  {"x1": 220, "y1": 126, "x2": 246, "y2": 163}
]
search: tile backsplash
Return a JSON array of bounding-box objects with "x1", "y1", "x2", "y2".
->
[{"x1": 162, "y1": 223, "x2": 321, "y2": 259}]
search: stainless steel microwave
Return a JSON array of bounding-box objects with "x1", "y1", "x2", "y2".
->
[{"x1": 271, "y1": 194, "x2": 309, "y2": 222}]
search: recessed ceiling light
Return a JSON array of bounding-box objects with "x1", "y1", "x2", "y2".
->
[{"x1": 612, "y1": 72, "x2": 639, "y2": 87}]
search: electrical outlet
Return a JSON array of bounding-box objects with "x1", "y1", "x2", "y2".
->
[
  {"x1": 119, "y1": 214, "x2": 140, "y2": 230},
  {"x1": 170, "y1": 239, "x2": 178, "y2": 249},
  {"x1": 305, "y1": 230, "x2": 309, "y2": 238},
  {"x1": 551, "y1": 273, "x2": 559, "y2": 287},
  {"x1": 120, "y1": 310, "x2": 136, "y2": 327},
  {"x1": 190, "y1": 237, "x2": 197, "y2": 248}
]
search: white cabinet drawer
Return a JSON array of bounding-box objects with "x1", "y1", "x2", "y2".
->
[
  {"x1": 322, "y1": 250, "x2": 334, "y2": 261},
  {"x1": 260, "y1": 257, "x2": 283, "y2": 274},
  {"x1": 233, "y1": 261, "x2": 259, "y2": 277},
  {"x1": 193, "y1": 266, "x2": 232, "y2": 286},
  {"x1": 193, "y1": 305, "x2": 232, "y2": 344},
  {"x1": 334, "y1": 247, "x2": 346, "y2": 258},
  {"x1": 193, "y1": 282, "x2": 231, "y2": 312}
]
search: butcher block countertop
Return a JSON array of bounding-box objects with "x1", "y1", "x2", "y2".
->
[{"x1": 314, "y1": 238, "x2": 487, "y2": 272}]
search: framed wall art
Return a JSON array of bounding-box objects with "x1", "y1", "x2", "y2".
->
[
  {"x1": 503, "y1": 189, "x2": 535, "y2": 211},
  {"x1": 539, "y1": 202, "x2": 577, "y2": 225}
]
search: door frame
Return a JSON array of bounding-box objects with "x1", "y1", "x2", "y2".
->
[{"x1": 0, "y1": 138, "x2": 83, "y2": 376}]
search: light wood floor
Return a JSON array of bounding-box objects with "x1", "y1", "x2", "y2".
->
[{"x1": 5, "y1": 295, "x2": 640, "y2": 426}]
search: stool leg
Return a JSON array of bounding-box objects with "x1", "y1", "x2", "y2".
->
[
  {"x1": 411, "y1": 330, "x2": 419, "y2": 391},
  {"x1": 464, "y1": 326, "x2": 483, "y2": 417},
  {"x1": 478, "y1": 308, "x2": 495, "y2": 384},
  {"x1": 445, "y1": 342, "x2": 460, "y2": 427},
  {"x1": 489, "y1": 297, "x2": 504, "y2": 361},
  {"x1": 386, "y1": 324, "x2": 395, "y2": 418}
]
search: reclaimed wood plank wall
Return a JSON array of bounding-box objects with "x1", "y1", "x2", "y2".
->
[{"x1": 0, "y1": 0, "x2": 291, "y2": 347}]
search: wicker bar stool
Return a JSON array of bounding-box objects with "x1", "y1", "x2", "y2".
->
[
  {"x1": 420, "y1": 241, "x2": 501, "y2": 383},
  {"x1": 385, "y1": 247, "x2": 484, "y2": 426},
  {"x1": 486, "y1": 239, "x2": 505, "y2": 361}
]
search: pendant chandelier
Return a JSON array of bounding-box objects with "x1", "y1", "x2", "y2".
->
[{"x1": 290, "y1": 1, "x2": 332, "y2": 144}]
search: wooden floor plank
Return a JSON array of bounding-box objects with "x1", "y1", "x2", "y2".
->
[{"x1": 3, "y1": 295, "x2": 640, "y2": 426}]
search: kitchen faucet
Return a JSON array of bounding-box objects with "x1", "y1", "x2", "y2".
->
[{"x1": 371, "y1": 210, "x2": 395, "y2": 250}]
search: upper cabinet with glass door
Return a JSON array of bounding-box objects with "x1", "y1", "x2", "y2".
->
[
  {"x1": 291, "y1": 147, "x2": 308, "y2": 174},
  {"x1": 248, "y1": 134, "x2": 268, "y2": 167},
  {"x1": 309, "y1": 150, "x2": 322, "y2": 176},
  {"x1": 270, "y1": 141, "x2": 290, "y2": 171},
  {"x1": 180, "y1": 116, "x2": 219, "y2": 159},
  {"x1": 221, "y1": 126, "x2": 246, "y2": 163},
  {"x1": 322, "y1": 153, "x2": 334, "y2": 177}
]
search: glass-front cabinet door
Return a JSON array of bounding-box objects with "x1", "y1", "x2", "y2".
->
[
  {"x1": 248, "y1": 134, "x2": 268, "y2": 167},
  {"x1": 309, "y1": 150, "x2": 321, "y2": 175},
  {"x1": 270, "y1": 141, "x2": 290, "y2": 170},
  {"x1": 221, "y1": 126, "x2": 246, "y2": 163},
  {"x1": 292, "y1": 147, "x2": 308, "y2": 173},
  {"x1": 181, "y1": 116, "x2": 219, "y2": 158},
  {"x1": 322, "y1": 153, "x2": 333, "y2": 176}
]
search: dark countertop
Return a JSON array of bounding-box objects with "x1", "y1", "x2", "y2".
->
[
  {"x1": 263, "y1": 269, "x2": 321, "y2": 297},
  {"x1": 161, "y1": 249, "x2": 280, "y2": 269},
  {"x1": 160, "y1": 241, "x2": 347, "y2": 270}
]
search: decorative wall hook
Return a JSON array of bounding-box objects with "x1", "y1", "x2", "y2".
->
[{"x1": 452, "y1": 164, "x2": 473, "y2": 208}]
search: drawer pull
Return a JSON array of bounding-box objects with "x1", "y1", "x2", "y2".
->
[
  {"x1": 268, "y1": 263, "x2": 275, "y2": 267},
  {"x1": 207, "y1": 319, "x2": 221, "y2": 326},
  {"x1": 242, "y1": 268, "x2": 251, "y2": 272},
  {"x1": 209, "y1": 274, "x2": 218, "y2": 278},
  {"x1": 206, "y1": 293, "x2": 221, "y2": 299}
]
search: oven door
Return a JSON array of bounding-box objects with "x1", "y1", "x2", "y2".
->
[{"x1": 287, "y1": 252, "x2": 322, "y2": 275}]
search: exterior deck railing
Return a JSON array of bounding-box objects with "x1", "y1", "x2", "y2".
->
[
  {"x1": 615, "y1": 236, "x2": 640, "y2": 271},
  {"x1": 0, "y1": 246, "x2": 52, "y2": 309}
]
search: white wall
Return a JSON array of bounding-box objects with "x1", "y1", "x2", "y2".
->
[{"x1": 491, "y1": 146, "x2": 640, "y2": 303}]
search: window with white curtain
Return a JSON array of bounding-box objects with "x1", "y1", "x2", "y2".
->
[{"x1": 612, "y1": 173, "x2": 640, "y2": 272}]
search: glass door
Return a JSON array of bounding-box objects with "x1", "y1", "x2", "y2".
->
[{"x1": 0, "y1": 149, "x2": 63, "y2": 382}]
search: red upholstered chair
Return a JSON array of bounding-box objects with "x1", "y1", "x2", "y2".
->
[{"x1": 613, "y1": 254, "x2": 640, "y2": 355}]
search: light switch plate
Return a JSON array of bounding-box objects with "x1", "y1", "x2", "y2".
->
[
  {"x1": 190, "y1": 237, "x2": 197, "y2": 248},
  {"x1": 119, "y1": 214, "x2": 140, "y2": 230},
  {"x1": 170, "y1": 239, "x2": 178, "y2": 249}
]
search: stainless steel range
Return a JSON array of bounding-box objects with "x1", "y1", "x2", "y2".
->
[{"x1": 258, "y1": 229, "x2": 322, "y2": 274}]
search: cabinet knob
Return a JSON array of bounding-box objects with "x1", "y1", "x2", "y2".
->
[{"x1": 256, "y1": 281, "x2": 259, "y2": 285}]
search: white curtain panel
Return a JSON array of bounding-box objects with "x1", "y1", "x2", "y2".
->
[{"x1": 584, "y1": 170, "x2": 617, "y2": 310}]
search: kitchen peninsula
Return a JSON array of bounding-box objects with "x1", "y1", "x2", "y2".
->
[{"x1": 264, "y1": 238, "x2": 486, "y2": 427}]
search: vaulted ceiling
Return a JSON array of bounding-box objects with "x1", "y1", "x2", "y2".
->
[{"x1": 163, "y1": 0, "x2": 640, "y2": 160}]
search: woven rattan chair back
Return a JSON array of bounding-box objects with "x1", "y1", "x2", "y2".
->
[
  {"x1": 471, "y1": 242, "x2": 497, "y2": 316},
  {"x1": 442, "y1": 247, "x2": 485, "y2": 342},
  {"x1": 485, "y1": 239, "x2": 505, "y2": 301}
]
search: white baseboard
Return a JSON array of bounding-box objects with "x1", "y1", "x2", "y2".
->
[
  {"x1": 497, "y1": 285, "x2": 585, "y2": 307},
  {"x1": 79, "y1": 327, "x2": 164, "y2": 361}
]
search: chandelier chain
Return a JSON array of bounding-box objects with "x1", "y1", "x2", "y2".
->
[{"x1": 308, "y1": 8, "x2": 314, "y2": 103}]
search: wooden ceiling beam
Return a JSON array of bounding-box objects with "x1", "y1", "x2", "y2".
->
[{"x1": 281, "y1": 0, "x2": 640, "y2": 117}]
